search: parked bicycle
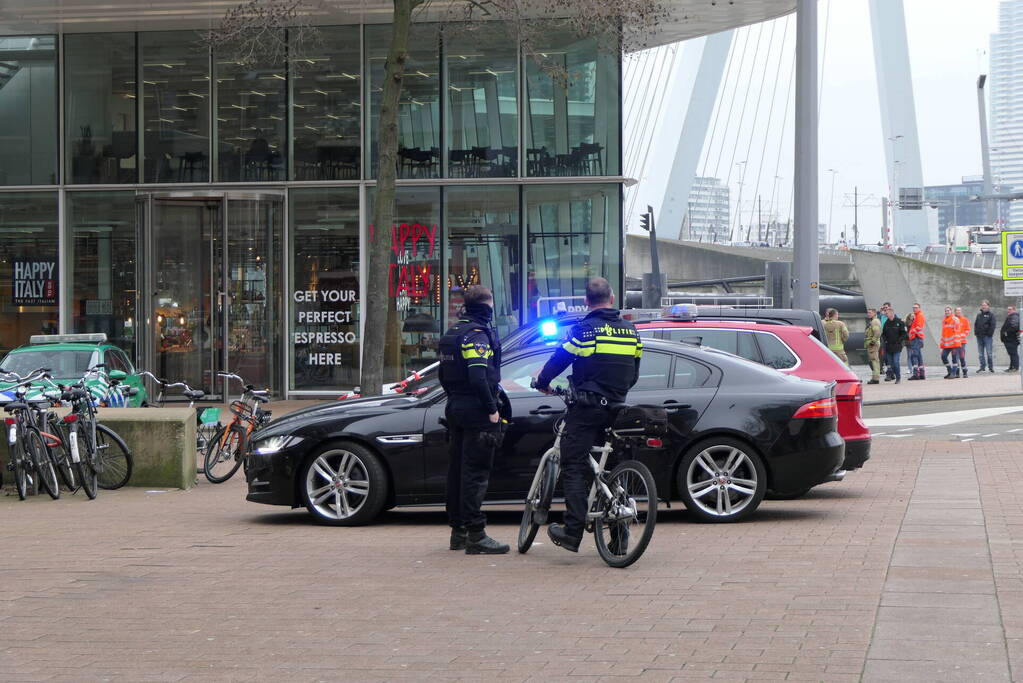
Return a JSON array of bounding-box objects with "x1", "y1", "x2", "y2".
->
[
  {"x1": 1, "y1": 368, "x2": 61, "y2": 500},
  {"x1": 203, "y1": 372, "x2": 271, "y2": 484},
  {"x1": 518, "y1": 383, "x2": 662, "y2": 568},
  {"x1": 137, "y1": 371, "x2": 222, "y2": 460}
]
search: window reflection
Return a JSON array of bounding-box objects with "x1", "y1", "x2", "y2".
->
[
  {"x1": 65, "y1": 33, "x2": 137, "y2": 184},
  {"x1": 290, "y1": 188, "x2": 361, "y2": 390},
  {"x1": 216, "y1": 47, "x2": 287, "y2": 181},
  {"x1": 525, "y1": 183, "x2": 620, "y2": 320},
  {"x1": 292, "y1": 26, "x2": 361, "y2": 181},
  {"x1": 367, "y1": 24, "x2": 440, "y2": 179},
  {"x1": 141, "y1": 32, "x2": 210, "y2": 183},
  {"x1": 368, "y1": 186, "x2": 442, "y2": 380},
  {"x1": 69, "y1": 191, "x2": 136, "y2": 355},
  {"x1": 446, "y1": 186, "x2": 520, "y2": 336},
  {"x1": 0, "y1": 193, "x2": 58, "y2": 353},
  {"x1": 0, "y1": 35, "x2": 57, "y2": 186},
  {"x1": 445, "y1": 32, "x2": 518, "y2": 178},
  {"x1": 525, "y1": 30, "x2": 619, "y2": 177}
]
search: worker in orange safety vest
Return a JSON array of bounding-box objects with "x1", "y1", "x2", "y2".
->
[{"x1": 940, "y1": 306, "x2": 964, "y2": 379}]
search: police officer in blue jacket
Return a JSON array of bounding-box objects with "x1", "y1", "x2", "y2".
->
[
  {"x1": 534, "y1": 277, "x2": 643, "y2": 552},
  {"x1": 438, "y1": 285, "x2": 509, "y2": 555}
]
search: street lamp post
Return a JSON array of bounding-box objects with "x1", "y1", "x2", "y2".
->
[{"x1": 793, "y1": 0, "x2": 819, "y2": 312}]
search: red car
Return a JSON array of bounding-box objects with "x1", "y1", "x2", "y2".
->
[{"x1": 627, "y1": 316, "x2": 869, "y2": 480}]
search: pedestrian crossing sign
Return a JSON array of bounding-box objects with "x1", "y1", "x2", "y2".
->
[{"x1": 1003, "y1": 230, "x2": 1023, "y2": 280}]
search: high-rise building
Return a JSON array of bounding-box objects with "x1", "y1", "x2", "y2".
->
[
  {"x1": 991, "y1": 0, "x2": 1023, "y2": 229},
  {"x1": 925, "y1": 177, "x2": 1012, "y2": 243},
  {"x1": 683, "y1": 176, "x2": 730, "y2": 243}
]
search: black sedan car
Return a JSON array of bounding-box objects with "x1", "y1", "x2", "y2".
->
[{"x1": 245, "y1": 339, "x2": 845, "y2": 525}]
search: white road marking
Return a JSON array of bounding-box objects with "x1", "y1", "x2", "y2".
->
[
  {"x1": 879, "y1": 434, "x2": 913, "y2": 438},
  {"x1": 952, "y1": 433, "x2": 981, "y2": 437},
  {"x1": 1009, "y1": 429, "x2": 1023, "y2": 433},
  {"x1": 982, "y1": 433, "x2": 1000, "y2": 438},
  {"x1": 864, "y1": 405, "x2": 1023, "y2": 428},
  {"x1": 962, "y1": 438, "x2": 975, "y2": 442},
  {"x1": 898, "y1": 427, "x2": 916, "y2": 432}
]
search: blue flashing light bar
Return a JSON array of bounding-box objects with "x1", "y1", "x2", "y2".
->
[{"x1": 540, "y1": 319, "x2": 559, "y2": 337}]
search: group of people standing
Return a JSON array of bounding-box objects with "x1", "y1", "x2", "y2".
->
[{"x1": 853, "y1": 301, "x2": 1022, "y2": 384}]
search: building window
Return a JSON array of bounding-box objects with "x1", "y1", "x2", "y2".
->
[
  {"x1": 525, "y1": 183, "x2": 620, "y2": 319},
  {"x1": 445, "y1": 185, "x2": 521, "y2": 336},
  {"x1": 445, "y1": 32, "x2": 518, "y2": 178},
  {"x1": 0, "y1": 35, "x2": 57, "y2": 186},
  {"x1": 68, "y1": 191, "x2": 136, "y2": 357},
  {"x1": 368, "y1": 186, "x2": 442, "y2": 380},
  {"x1": 0, "y1": 192, "x2": 58, "y2": 353},
  {"x1": 290, "y1": 187, "x2": 360, "y2": 391},
  {"x1": 292, "y1": 26, "x2": 361, "y2": 181},
  {"x1": 141, "y1": 32, "x2": 211, "y2": 183},
  {"x1": 366, "y1": 24, "x2": 440, "y2": 179},
  {"x1": 65, "y1": 33, "x2": 137, "y2": 184},
  {"x1": 215, "y1": 44, "x2": 287, "y2": 181},
  {"x1": 525, "y1": 30, "x2": 619, "y2": 177}
]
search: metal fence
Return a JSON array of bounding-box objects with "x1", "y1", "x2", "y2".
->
[{"x1": 892, "y1": 250, "x2": 1000, "y2": 271}]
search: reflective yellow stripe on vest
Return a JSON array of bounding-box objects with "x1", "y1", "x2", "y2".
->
[
  {"x1": 562, "y1": 337, "x2": 596, "y2": 357},
  {"x1": 594, "y1": 335, "x2": 641, "y2": 356}
]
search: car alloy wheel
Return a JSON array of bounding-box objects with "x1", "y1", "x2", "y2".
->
[
  {"x1": 679, "y1": 438, "x2": 766, "y2": 523},
  {"x1": 300, "y1": 442, "x2": 387, "y2": 526}
]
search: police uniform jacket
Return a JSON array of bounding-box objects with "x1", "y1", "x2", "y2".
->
[
  {"x1": 536, "y1": 308, "x2": 642, "y2": 403},
  {"x1": 438, "y1": 305, "x2": 501, "y2": 414}
]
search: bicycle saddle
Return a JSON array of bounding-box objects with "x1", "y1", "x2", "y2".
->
[
  {"x1": 3, "y1": 402, "x2": 28, "y2": 412},
  {"x1": 249, "y1": 392, "x2": 270, "y2": 403},
  {"x1": 184, "y1": 389, "x2": 205, "y2": 400},
  {"x1": 62, "y1": 388, "x2": 89, "y2": 401}
]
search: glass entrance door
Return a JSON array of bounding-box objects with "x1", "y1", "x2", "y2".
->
[{"x1": 138, "y1": 193, "x2": 283, "y2": 397}]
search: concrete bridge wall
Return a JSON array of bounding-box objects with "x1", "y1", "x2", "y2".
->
[
  {"x1": 850, "y1": 250, "x2": 1016, "y2": 367},
  {"x1": 625, "y1": 235, "x2": 858, "y2": 285}
]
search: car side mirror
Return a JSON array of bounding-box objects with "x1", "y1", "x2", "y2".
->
[{"x1": 108, "y1": 370, "x2": 128, "y2": 381}]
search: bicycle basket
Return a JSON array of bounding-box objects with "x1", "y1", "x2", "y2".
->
[
  {"x1": 229, "y1": 400, "x2": 254, "y2": 419},
  {"x1": 612, "y1": 405, "x2": 668, "y2": 437},
  {"x1": 199, "y1": 407, "x2": 221, "y2": 425}
]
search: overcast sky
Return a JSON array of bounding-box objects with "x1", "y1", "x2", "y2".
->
[{"x1": 625, "y1": 0, "x2": 1001, "y2": 245}]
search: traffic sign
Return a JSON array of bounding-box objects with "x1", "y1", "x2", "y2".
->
[
  {"x1": 1002, "y1": 230, "x2": 1023, "y2": 280},
  {"x1": 1005, "y1": 281, "x2": 1023, "y2": 297}
]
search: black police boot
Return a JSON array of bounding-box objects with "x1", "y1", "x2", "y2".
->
[
  {"x1": 465, "y1": 530, "x2": 509, "y2": 555},
  {"x1": 962, "y1": 367, "x2": 968, "y2": 378},
  {"x1": 449, "y1": 526, "x2": 467, "y2": 551},
  {"x1": 547, "y1": 523, "x2": 582, "y2": 553}
]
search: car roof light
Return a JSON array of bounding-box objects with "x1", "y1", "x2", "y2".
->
[
  {"x1": 539, "y1": 319, "x2": 559, "y2": 337},
  {"x1": 660, "y1": 303, "x2": 698, "y2": 321},
  {"x1": 28, "y1": 333, "x2": 107, "y2": 345}
]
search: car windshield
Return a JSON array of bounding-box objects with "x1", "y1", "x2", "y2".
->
[{"x1": 0, "y1": 348, "x2": 97, "y2": 379}]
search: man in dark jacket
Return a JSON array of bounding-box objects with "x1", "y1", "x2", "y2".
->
[
  {"x1": 881, "y1": 308, "x2": 909, "y2": 384},
  {"x1": 1001, "y1": 305, "x2": 1020, "y2": 372},
  {"x1": 535, "y1": 277, "x2": 642, "y2": 552},
  {"x1": 438, "y1": 285, "x2": 509, "y2": 555},
  {"x1": 974, "y1": 300, "x2": 997, "y2": 373}
]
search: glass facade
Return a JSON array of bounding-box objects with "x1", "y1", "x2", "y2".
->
[
  {"x1": 65, "y1": 33, "x2": 137, "y2": 184},
  {"x1": 0, "y1": 23, "x2": 622, "y2": 395},
  {"x1": 0, "y1": 192, "x2": 59, "y2": 353},
  {"x1": 141, "y1": 32, "x2": 211, "y2": 183},
  {"x1": 0, "y1": 36, "x2": 57, "y2": 185},
  {"x1": 290, "y1": 187, "x2": 360, "y2": 390},
  {"x1": 68, "y1": 191, "x2": 136, "y2": 353}
]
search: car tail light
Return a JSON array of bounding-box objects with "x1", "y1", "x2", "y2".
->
[
  {"x1": 835, "y1": 380, "x2": 862, "y2": 402},
  {"x1": 793, "y1": 397, "x2": 837, "y2": 419},
  {"x1": 4, "y1": 417, "x2": 14, "y2": 426},
  {"x1": 646, "y1": 438, "x2": 663, "y2": 448},
  {"x1": 63, "y1": 414, "x2": 78, "y2": 423}
]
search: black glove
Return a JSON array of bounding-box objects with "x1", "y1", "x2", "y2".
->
[{"x1": 477, "y1": 421, "x2": 507, "y2": 450}]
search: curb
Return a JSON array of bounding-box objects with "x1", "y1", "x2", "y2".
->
[{"x1": 864, "y1": 391, "x2": 1022, "y2": 407}]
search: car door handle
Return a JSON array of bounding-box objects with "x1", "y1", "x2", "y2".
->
[
  {"x1": 529, "y1": 405, "x2": 564, "y2": 416},
  {"x1": 661, "y1": 400, "x2": 690, "y2": 412}
]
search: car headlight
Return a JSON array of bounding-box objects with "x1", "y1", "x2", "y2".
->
[{"x1": 253, "y1": 435, "x2": 304, "y2": 455}]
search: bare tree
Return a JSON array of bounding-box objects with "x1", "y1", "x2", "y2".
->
[{"x1": 206, "y1": 0, "x2": 671, "y2": 396}]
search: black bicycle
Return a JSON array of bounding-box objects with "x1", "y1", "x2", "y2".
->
[
  {"x1": 1, "y1": 369, "x2": 61, "y2": 500},
  {"x1": 519, "y1": 384, "x2": 662, "y2": 568}
]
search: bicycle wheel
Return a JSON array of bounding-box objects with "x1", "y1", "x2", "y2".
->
[
  {"x1": 12, "y1": 440, "x2": 28, "y2": 501},
  {"x1": 594, "y1": 460, "x2": 657, "y2": 569},
  {"x1": 49, "y1": 428, "x2": 77, "y2": 492},
  {"x1": 517, "y1": 451, "x2": 558, "y2": 554},
  {"x1": 27, "y1": 428, "x2": 59, "y2": 500},
  {"x1": 74, "y1": 426, "x2": 98, "y2": 500},
  {"x1": 203, "y1": 425, "x2": 245, "y2": 484},
  {"x1": 96, "y1": 424, "x2": 132, "y2": 490}
]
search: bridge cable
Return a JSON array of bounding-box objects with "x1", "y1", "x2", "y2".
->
[
  {"x1": 710, "y1": 25, "x2": 753, "y2": 181},
  {"x1": 722, "y1": 22, "x2": 766, "y2": 239}
]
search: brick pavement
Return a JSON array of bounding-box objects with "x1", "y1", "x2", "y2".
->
[{"x1": 0, "y1": 440, "x2": 1021, "y2": 681}]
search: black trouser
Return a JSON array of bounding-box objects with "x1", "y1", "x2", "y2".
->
[
  {"x1": 1006, "y1": 342, "x2": 1020, "y2": 370},
  {"x1": 445, "y1": 400, "x2": 496, "y2": 532},
  {"x1": 559, "y1": 402, "x2": 614, "y2": 539}
]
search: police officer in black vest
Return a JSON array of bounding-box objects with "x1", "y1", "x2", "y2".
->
[
  {"x1": 534, "y1": 277, "x2": 643, "y2": 552},
  {"x1": 438, "y1": 285, "x2": 509, "y2": 554}
]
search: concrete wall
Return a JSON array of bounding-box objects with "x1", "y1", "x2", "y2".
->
[
  {"x1": 93, "y1": 408, "x2": 197, "y2": 489},
  {"x1": 626, "y1": 235, "x2": 858, "y2": 286},
  {"x1": 851, "y1": 250, "x2": 1016, "y2": 366}
]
